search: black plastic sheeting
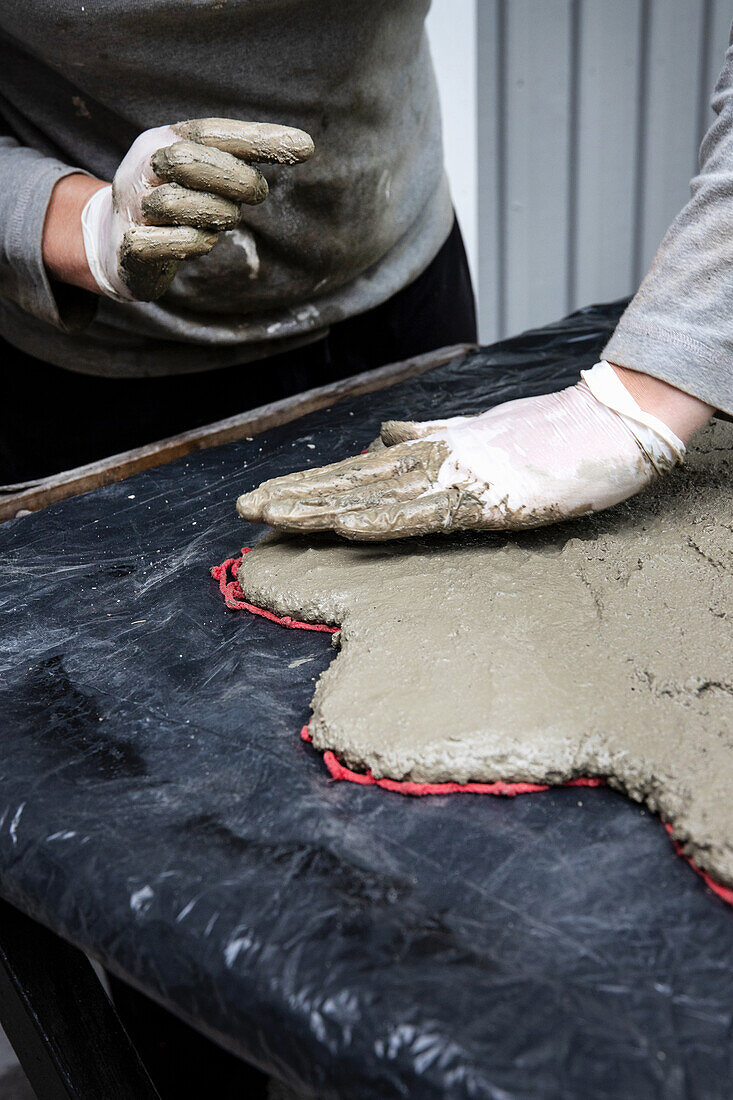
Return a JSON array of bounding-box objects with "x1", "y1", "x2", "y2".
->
[{"x1": 1, "y1": 301, "x2": 732, "y2": 1100}]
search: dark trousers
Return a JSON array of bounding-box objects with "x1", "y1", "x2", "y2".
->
[{"x1": 0, "y1": 219, "x2": 476, "y2": 485}]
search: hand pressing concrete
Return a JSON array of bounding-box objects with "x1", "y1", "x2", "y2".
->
[
  {"x1": 238, "y1": 362, "x2": 702, "y2": 540},
  {"x1": 80, "y1": 118, "x2": 313, "y2": 301}
]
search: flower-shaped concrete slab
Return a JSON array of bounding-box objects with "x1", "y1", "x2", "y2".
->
[{"x1": 237, "y1": 421, "x2": 733, "y2": 886}]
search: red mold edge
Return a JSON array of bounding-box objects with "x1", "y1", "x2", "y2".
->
[
  {"x1": 211, "y1": 548, "x2": 339, "y2": 633},
  {"x1": 212, "y1": 550, "x2": 733, "y2": 908}
]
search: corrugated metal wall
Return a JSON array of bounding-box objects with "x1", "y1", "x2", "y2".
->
[{"x1": 434, "y1": 0, "x2": 732, "y2": 342}]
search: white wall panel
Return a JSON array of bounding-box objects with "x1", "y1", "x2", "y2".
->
[
  {"x1": 502, "y1": 0, "x2": 574, "y2": 337},
  {"x1": 425, "y1": 0, "x2": 479, "y2": 289},
  {"x1": 476, "y1": 0, "x2": 502, "y2": 342},
  {"x1": 452, "y1": 0, "x2": 733, "y2": 342},
  {"x1": 571, "y1": 0, "x2": 643, "y2": 310}
]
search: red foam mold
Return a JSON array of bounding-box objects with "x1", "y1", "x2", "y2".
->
[{"x1": 212, "y1": 549, "x2": 733, "y2": 908}]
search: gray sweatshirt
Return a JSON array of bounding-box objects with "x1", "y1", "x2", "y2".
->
[
  {"x1": 603, "y1": 26, "x2": 733, "y2": 415},
  {"x1": 0, "y1": 0, "x2": 451, "y2": 377}
]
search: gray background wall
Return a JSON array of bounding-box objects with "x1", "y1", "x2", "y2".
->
[{"x1": 427, "y1": 0, "x2": 733, "y2": 343}]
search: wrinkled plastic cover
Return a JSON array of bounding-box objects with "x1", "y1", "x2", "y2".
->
[{"x1": 1, "y1": 302, "x2": 732, "y2": 1100}]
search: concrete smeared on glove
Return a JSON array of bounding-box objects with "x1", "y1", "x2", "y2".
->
[
  {"x1": 82, "y1": 118, "x2": 314, "y2": 301},
  {"x1": 237, "y1": 363, "x2": 686, "y2": 539}
]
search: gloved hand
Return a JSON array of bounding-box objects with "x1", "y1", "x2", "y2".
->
[
  {"x1": 236, "y1": 362, "x2": 687, "y2": 540},
  {"x1": 81, "y1": 117, "x2": 313, "y2": 301}
]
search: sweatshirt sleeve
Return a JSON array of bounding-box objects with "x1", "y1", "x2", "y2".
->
[
  {"x1": 602, "y1": 28, "x2": 733, "y2": 415},
  {"x1": 0, "y1": 135, "x2": 96, "y2": 332}
]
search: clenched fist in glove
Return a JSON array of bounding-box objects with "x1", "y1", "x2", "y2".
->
[
  {"x1": 79, "y1": 118, "x2": 313, "y2": 301},
  {"x1": 237, "y1": 362, "x2": 711, "y2": 540}
]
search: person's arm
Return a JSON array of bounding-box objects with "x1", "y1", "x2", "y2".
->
[
  {"x1": 42, "y1": 173, "x2": 108, "y2": 294},
  {"x1": 0, "y1": 134, "x2": 98, "y2": 331},
  {"x1": 605, "y1": 364, "x2": 714, "y2": 439},
  {"x1": 234, "y1": 361, "x2": 709, "y2": 541},
  {"x1": 602, "y1": 27, "x2": 733, "y2": 418}
]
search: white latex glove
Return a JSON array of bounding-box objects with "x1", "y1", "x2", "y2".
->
[
  {"x1": 237, "y1": 362, "x2": 686, "y2": 540},
  {"x1": 81, "y1": 117, "x2": 313, "y2": 301}
]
